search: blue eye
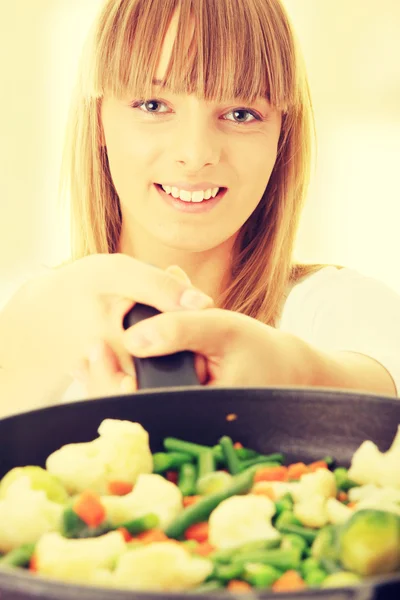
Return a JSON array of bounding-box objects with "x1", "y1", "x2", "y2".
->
[
  {"x1": 132, "y1": 99, "x2": 169, "y2": 113},
  {"x1": 224, "y1": 109, "x2": 261, "y2": 124}
]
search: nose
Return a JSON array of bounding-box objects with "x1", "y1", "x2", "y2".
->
[{"x1": 172, "y1": 110, "x2": 222, "y2": 172}]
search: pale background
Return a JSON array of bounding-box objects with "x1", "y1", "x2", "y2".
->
[{"x1": 0, "y1": 0, "x2": 399, "y2": 306}]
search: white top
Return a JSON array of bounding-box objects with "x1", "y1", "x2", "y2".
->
[{"x1": 278, "y1": 266, "x2": 400, "y2": 395}]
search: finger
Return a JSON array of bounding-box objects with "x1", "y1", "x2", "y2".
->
[
  {"x1": 165, "y1": 265, "x2": 192, "y2": 285},
  {"x1": 86, "y1": 339, "x2": 137, "y2": 397},
  {"x1": 194, "y1": 353, "x2": 209, "y2": 384},
  {"x1": 80, "y1": 254, "x2": 213, "y2": 312},
  {"x1": 123, "y1": 308, "x2": 237, "y2": 357}
]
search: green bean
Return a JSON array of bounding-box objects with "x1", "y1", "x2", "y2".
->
[
  {"x1": 301, "y1": 557, "x2": 321, "y2": 577},
  {"x1": 232, "y1": 548, "x2": 302, "y2": 571},
  {"x1": 179, "y1": 463, "x2": 197, "y2": 496},
  {"x1": 219, "y1": 436, "x2": 241, "y2": 475},
  {"x1": 211, "y1": 539, "x2": 281, "y2": 564},
  {"x1": 213, "y1": 562, "x2": 244, "y2": 582},
  {"x1": 240, "y1": 455, "x2": 284, "y2": 469},
  {"x1": 305, "y1": 568, "x2": 328, "y2": 587},
  {"x1": 276, "y1": 523, "x2": 318, "y2": 544},
  {"x1": 322, "y1": 456, "x2": 335, "y2": 468},
  {"x1": 153, "y1": 451, "x2": 193, "y2": 473},
  {"x1": 274, "y1": 510, "x2": 303, "y2": 529},
  {"x1": 198, "y1": 450, "x2": 216, "y2": 479},
  {"x1": 212, "y1": 445, "x2": 259, "y2": 463},
  {"x1": 274, "y1": 493, "x2": 294, "y2": 516},
  {"x1": 280, "y1": 533, "x2": 308, "y2": 556},
  {"x1": 164, "y1": 467, "x2": 257, "y2": 539},
  {"x1": 120, "y1": 513, "x2": 159, "y2": 535},
  {"x1": 62, "y1": 507, "x2": 86, "y2": 538},
  {"x1": 243, "y1": 563, "x2": 282, "y2": 588},
  {"x1": 0, "y1": 544, "x2": 35, "y2": 568},
  {"x1": 164, "y1": 438, "x2": 211, "y2": 457}
]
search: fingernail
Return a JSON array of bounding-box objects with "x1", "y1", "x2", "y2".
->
[{"x1": 180, "y1": 289, "x2": 213, "y2": 309}]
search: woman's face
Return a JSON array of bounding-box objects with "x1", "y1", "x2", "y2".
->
[{"x1": 101, "y1": 11, "x2": 282, "y2": 253}]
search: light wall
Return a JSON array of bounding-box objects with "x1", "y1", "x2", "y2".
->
[{"x1": 0, "y1": 0, "x2": 399, "y2": 306}]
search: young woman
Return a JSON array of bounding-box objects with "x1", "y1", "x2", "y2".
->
[{"x1": 1, "y1": 0, "x2": 399, "y2": 414}]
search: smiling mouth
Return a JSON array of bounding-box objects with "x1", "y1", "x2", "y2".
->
[{"x1": 154, "y1": 183, "x2": 227, "y2": 203}]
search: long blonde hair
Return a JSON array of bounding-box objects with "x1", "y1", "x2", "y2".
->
[{"x1": 60, "y1": 0, "x2": 323, "y2": 325}]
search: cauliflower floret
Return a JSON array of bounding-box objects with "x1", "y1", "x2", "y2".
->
[
  {"x1": 208, "y1": 494, "x2": 279, "y2": 549},
  {"x1": 348, "y1": 427, "x2": 400, "y2": 489},
  {"x1": 253, "y1": 481, "x2": 300, "y2": 500},
  {"x1": 102, "y1": 474, "x2": 183, "y2": 528},
  {"x1": 46, "y1": 419, "x2": 153, "y2": 495},
  {"x1": 111, "y1": 542, "x2": 213, "y2": 591},
  {"x1": 293, "y1": 469, "x2": 336, "y2": 502},
  {"x1": 294, "y1": 494, "x2": 329, "y2": 528},
  {"x1": 35, "y1": 531, "x2": 126, "y2": 584},
  {"x1": 350, "y1": 485, "x2": 400, "y2": 517},
  {"x1": 326, "y1": 498, "x2": 353, "y2": 525},
  {"x1": 0, "y1": 477, "x2": 62, "y2": 553},
  {"x1": 348, "y1": 441, "x2": 383, "y2": 487}
]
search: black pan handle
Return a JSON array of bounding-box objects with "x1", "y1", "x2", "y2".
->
[{"x1": 123, "y1": 303, "x2": 199, "y2": 390}]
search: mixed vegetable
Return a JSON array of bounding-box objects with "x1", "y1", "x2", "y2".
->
[{"x1": 0, "y1": 418, "x2": 400, "y2": 594}]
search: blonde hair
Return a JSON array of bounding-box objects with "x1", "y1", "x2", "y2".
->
[{"x1": 60, "y1": 0, "x2": 323, "y2": 325}]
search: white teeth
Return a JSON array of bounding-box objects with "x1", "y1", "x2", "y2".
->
[
  {"x1": 171, "y1": 187, "x2": 180, "y2": 199},
  {"x1": 179, "y1": 189, "x2": 192, "y2": 202},
  {"x1": 160, "y1": 185, "x2": 221, "y2": 203}
]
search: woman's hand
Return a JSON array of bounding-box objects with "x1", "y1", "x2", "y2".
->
[
  {"x1": 0, "y1": 256, "x2": 213, "y2": 388},
  {"x1": 80, "y1": 306, "x2": 315, "y2": 396},
  {"x1": 122, "y1": 308, "x2": 314, "y2": 388}
]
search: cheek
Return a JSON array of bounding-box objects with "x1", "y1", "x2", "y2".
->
[
  {"x1": 104, "y1": 123, "x2": 159, "y2": 192},
  {"x1": 235, "y1": 136, "x2": 279, "y2": 198}
]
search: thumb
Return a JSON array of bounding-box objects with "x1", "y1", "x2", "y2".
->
[{"x1": 123, "y1": 308, "x2": 232, "y2": 358}]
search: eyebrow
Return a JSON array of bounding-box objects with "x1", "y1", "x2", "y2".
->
[{"x1": 152, "y1": 78, "x2": 166, "y2": 87}]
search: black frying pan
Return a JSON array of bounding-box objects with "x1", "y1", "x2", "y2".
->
[{"x1": 0, "y1": 304, "x2": 399, "y2": 600}]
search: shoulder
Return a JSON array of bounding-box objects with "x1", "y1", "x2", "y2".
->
[{"x1": 279, "y1": 265, "x2": 400, "y2": 333}]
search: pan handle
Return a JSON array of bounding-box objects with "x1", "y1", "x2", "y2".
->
[{"x1": 123, "y1": 303, "x2": 199, "y2": 390}]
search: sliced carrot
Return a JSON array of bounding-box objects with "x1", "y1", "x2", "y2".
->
[
  {"x1": 233, "y1": 442, "x2": 243, "y2": 449},
  {"x1": 108, "y1": 480, "x2": 133, "y2": 496},
  {"x1": 272, "y1": 570, "x2": 307, "y2": 592},
  {"x1": 347, "y1": 502, "x2": 357, "y2": 509},
  {"x1": 254, "y1": 465, "x2": 288, "y2": 483},
  {"x1": 29, "y1": 555, "x2": 38, "y2": 572},
  {"x1": 184, "y1": 522, "x2": 209, "y2": 543},
  {"x1": 308, "y1": 460, "x2": 328, "y2": 472},
  {"x1": 73, "y1": 490, "x2": 106, "y2": 528},
  {"x1": 251, "y1": 482, "x2": 276, "y2": 500},
  {"x1": 137, "y1": 529, "x2": 169, "y2": 544},
  {"x1": 287, "y1": 462, "x2": 309, "y2": 480},
  {"x1": 183, "y1": 495, "x2": 202, "y2": 507},
  {"x1": 193, "y1": 541, "x2": 215, "y2": 556},
  {"x1": 227, "y1": 580, "x2": 252, "y2": 592},
  {"x1": 338, "y1": 491, "x2": 348, "y2": 503},
  {"x1": 117, "y1": 527, "x2": 133, "y2": 542},
  {"x1": 166, "y1": 471, "x2": 179, "y2": 484}
]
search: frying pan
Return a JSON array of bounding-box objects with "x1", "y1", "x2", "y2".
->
[{"x1": 0, "y1": 303, "x2": 399, "y2": 600}]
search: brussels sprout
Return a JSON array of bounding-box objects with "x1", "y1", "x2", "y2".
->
[
  {"x1": 0, "y1": 466, "x2": 68, "y2": 504},
  {"x1": 311, "y1": 524, "x2": 341, "y2": 563},
  {"x1": 339, "y1": 509, "x2": 400, "y2": 576}
]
